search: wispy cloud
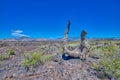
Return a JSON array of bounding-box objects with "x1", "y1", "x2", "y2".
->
[
  {"x1": 12, "y1": 30, "x2": 30, "y2": 37},
  {"x1": 13, "y1": 30, "x2": 23, "y2": 33}
]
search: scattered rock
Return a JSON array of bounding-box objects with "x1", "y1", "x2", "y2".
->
[{"x1": 0, "y1": 41, "x2": 108, "y2": 80}]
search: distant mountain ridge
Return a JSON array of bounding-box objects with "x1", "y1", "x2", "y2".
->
[
  {"x1": 0, "y1": 37, "x2": 48, "y2": 41},
  {"x1": 0, "y1": 37, "x2": 120, "y2": 41}
]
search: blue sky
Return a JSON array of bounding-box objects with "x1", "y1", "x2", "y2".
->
[{"x1": 0, "y1": 0, "x2": 120, "y2": 39}]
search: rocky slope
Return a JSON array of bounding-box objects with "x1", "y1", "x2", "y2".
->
[{"x1": 0, "y1": 41, "x2": 110, "y2": 80}]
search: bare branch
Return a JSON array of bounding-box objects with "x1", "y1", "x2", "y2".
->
[
  {"x1": 64, "y1": 20, "x2": 70, "y2": 44},
  {"x1": 80, "y1": 30, "x2": 89, "y2": 53},
  {"x1": 81, "y1": 30, "x2": 87, "y2": 42}
]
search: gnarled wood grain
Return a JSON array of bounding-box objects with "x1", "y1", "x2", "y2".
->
[{"x1": 63, "y1": 20, "x2": 89, "y2": 59}]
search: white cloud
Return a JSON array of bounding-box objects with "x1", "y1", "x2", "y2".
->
[
  {"x1": 12, "y1": 30, "x2": 30, "y2": 38},
  {"x1": 13, "y1": 30, "x2": 23, "y2": 33}
]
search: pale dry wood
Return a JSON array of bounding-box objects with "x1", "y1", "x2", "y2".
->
[{"x1": 63, "y1": 20, "x2": 90, "y2": 59}]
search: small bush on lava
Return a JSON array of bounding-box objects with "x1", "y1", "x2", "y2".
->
[
  {"x1": 92, "y1": 41, "x2": 120, "y2": 79},
  {"x1": 23, "y1": 52, "x2": 53, "y2": 70},
  {"x1": 8, "y1": 48, "x2": 15, "y2": 55},
  {"x1": 0, "y1": 53, "x2": 9, "y2": 60}
]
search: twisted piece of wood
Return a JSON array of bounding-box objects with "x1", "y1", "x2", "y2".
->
[{"x1": 63, "y1": 20, "x2": 89, "y2": 58}]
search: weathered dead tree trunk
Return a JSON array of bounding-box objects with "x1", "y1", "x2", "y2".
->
[{"x1": 63, "y1": 20, "x2": 89, "y2": 59}]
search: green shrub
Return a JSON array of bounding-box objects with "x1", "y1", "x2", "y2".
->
[
  {"x1": 0, "y1": 53, "x2": 9, "y2": 60},
  {"x1": 23, "y1": 52, "x2": 43, "y2": 69},
  {"x1": 89, "y1": 47, "x2": 102, "y2": 58},
  {"x1": 8, "y1": 48, "x2": 15, "y2": 55},
  {"x1": 43, "y1": 54, "x2": 53, "y2": 62},
  {"x1": 59, "y1": 47, "x2": 63, "y2": 53},
  {"x1": 101, "y1": 41, "x2": 118, "y2": 56},
  {"x1": 23, "y1": 52, "x2": 53, "y2": 70},
  {"x1": 23, "y1": 59, "x2": 30, "y2": 69},
  {"x1": 92, "y1": 41, "x2": 120, "y2": 79}
]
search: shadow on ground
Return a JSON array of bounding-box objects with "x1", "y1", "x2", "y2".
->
[{"x1": 62, "y1": 53, "x2": 80, "y2": 60}]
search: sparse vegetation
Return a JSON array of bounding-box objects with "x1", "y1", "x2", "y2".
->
[
  {"x1": 23, "y1": 51, "x2": 53, "y2": 70},
  {"x1": 0, "y1": 53, "x2": 9, "y2": 60},
  {"x1": 8, "y1": 48, "x2": 15, "y2": 55},
  {"x1": 0, "y1": 40, "x2": 120, "y2": 80},
  {"x1": 91, "y1": 41, "x2": 120, "y2": 80}
]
